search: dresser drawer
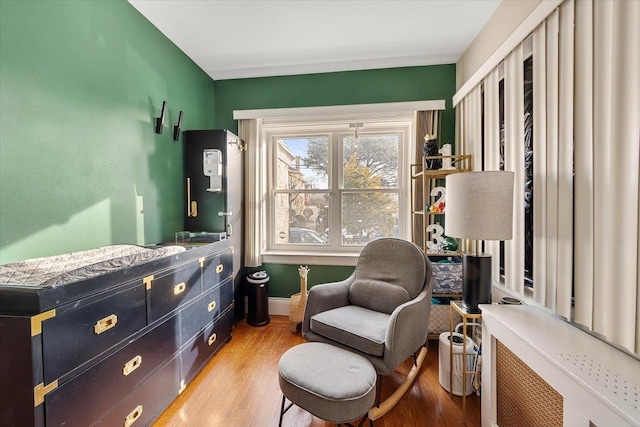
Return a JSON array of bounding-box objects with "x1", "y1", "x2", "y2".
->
[
  {"x1": 96, "y1": 354, "x2": 180, "y2": 427},
  {"x1": 45, "y1": 315, "x2": 179, "y2": 427},
  {"x1": 181, "y1": 307, "x2": 233, "y2": 385},
  {"x1": 147, "y1": 260, "x2": 202, "y2": 322},
  {"x1": 202, "y1": 250, "x2": 232, "y2": 291},
  {"x1": 42, "y1": 284, "x2": 146, "y2": 383},
  {"x1": 179, "y1": 277, "x2": 233, "y2": 347}
]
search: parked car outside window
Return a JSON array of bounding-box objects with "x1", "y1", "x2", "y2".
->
[{"x1": 289, "y1": 228, "x2": 327, "y2": 244}]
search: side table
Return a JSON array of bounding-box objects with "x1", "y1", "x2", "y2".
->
[{"x1": 449, "y1": 300, "x2": 482, "y2": 412}]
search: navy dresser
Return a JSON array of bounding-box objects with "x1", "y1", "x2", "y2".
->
[{"x1": 0, "y1": 241, "x2": 234, "y2": 427}]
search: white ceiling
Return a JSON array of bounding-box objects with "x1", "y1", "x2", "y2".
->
[{"x1": 128, "y1": 0, "x2": 501, "y2": 81}]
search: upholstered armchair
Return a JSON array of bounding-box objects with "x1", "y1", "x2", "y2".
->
[{"x1": 302, "y1": 238, "x2": 433, "y2": 419}]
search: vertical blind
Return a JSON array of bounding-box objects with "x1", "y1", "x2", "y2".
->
[{"x1": 455, "y1": 0, "x2": 640, "y2": 355}]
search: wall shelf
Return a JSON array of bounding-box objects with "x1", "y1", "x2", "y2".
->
[{"x1": 411, "y1": 154, "x2": 471, "y2": 256}]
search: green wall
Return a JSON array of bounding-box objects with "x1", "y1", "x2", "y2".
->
[
  {"x1": 216, "y1": 65, "x2": 456, "y2": 296},
  {"x1": 257, "y1": 264, "x2": 355, "y2": 298},
  {"x1": 0, "y1": 0, "x2": 215, "y2": 263},
  {"x1": 215, "y1": 65, "x2": 456, "y2": 143},
  {"x1": 0, "y1": 0, "x2": 457, "y2": 298}
]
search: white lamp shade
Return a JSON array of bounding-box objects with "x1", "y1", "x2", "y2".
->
[{"x1": 445, "y1": 171, "x2": 515, "y2": 241}]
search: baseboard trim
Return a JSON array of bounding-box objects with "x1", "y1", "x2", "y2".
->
[
  {"x1": 243, "y1": 296, "x2": 290, "y2": 316},
  {"x1": 268, "y1": 297, "x2": 290, "y2": 316}
]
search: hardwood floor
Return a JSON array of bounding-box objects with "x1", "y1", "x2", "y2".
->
[{"x1": 153, "y1": 316, "x2": 481, "y2": 427}]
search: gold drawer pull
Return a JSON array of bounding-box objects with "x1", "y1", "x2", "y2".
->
[
  {"x1": 207, "y1": 300, "x2": 217, "y2": 312},
  {"x1": 173, "y1": 282, "x2": 186, "y2": 295},
  {"x1": 124, "y1": 405, "x2": 143, "y2": 427},
  {"x1": 123, "y1": 355, "x2": 142, "y2": 376},
  {"x1": 207, "y1": 333, "x2": 217, "y2": 346},
  {"x1": 216, "y1": 264, "x2": 224, "y2": 274},
  {"x1": 94, "y1": 314, "x2": 118, "y2": 335}
]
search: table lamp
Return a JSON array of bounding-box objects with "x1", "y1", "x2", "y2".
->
[{"x1": 445, "y1": 171, "x2": 514, "y2": 313}]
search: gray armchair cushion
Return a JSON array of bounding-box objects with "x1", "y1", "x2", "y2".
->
[
  {"x1": 348, "y1": 279, "x2": 410, "y2": 314},
  {"x1": 310, "y1": 305, "x2": 390, "y2": 357},
  {"x1": 355, "y1": 238, "x2": 426, "y2": 300},
  {"x1": 302, "y1": 275, "x2": 353, "y2": 336}
]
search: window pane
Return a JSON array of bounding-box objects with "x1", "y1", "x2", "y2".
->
[
  {"x1": 274, "y1": 193, "x2": 329, "y2": 244},
  {"x1": 342, "y1": 192, "x2": 398, "y2": 246},
  {"x1": 343, "y1": 134, "x2": 398, "y2": 189},
  {"x1": 276, "y1": 137, "x2": 328, "y2": 190}
]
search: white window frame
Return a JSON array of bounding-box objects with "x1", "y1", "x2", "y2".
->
[{"x1": 262, "y1": 119, "x2": 412, "y2": 266}]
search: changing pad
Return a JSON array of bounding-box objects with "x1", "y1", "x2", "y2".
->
[{"x1": 0, "y1": 244, "x2": 186, "y2": 288}]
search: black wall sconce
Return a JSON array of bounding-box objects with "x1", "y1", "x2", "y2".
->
[
  {"x1": 155, "y1": 101, "x2": 166, "y2": 134},
  {"x1": 173, "y1": 110, "x2": 183, "y2": 141}
]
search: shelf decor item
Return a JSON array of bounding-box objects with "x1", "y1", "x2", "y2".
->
[
  {"x1": 426, "y1": 223, "x2": 445, "y2": 253},
  {"x1": 439, "y1": 144, "x2": 456, "y2": 170},
  {"x1": 445, "y1": 171, "x2": 514, "y2": 313},
  {"x1": 441, "y1": 236, "x2": 459, "y2": 252},
  {"x1": 423, "y1": 134, "x2": 442, "y2": 169},
  {"x1": 410, "y1": 154, "x2": 471, "y2": 255},
  {"x1": 429, "y1": 186, "x2": 446, "y2": 212}
]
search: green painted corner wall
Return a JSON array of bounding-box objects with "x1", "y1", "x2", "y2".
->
[
  {"x1": 0, "y1": 1, "x2": 457, "y2": 299},
  {"x1": 215, "y1": 65, "x2": 456, "y2": 296},
  {"x1": 256, "y1": 264, "x2": 355, "y2": 298},
  {"x1": 215, "y1": 65, "x2": 456, "y2": 144},
  {"x1": 0, "y1": 0, "x2": 215, "y2": 263}
]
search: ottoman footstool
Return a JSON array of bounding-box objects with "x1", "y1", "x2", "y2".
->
[{"x1": 278, "y1": 342, "x2": 376, "y2": 426}]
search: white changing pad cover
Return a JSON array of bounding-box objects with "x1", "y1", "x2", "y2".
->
[{"x1": 0, "y1": 245, "x2": 186, "y2": 288}]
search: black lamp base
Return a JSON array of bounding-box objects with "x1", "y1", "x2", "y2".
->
[{"x1": 462, "y1": 253, "x2": 492, "y2": 314}]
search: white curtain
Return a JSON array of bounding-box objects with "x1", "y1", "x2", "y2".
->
[
  {"x1": 455, "y1": 0, "x2": 640, "y2": 354},
  {"x1": 455, "y1": 86, "x2": 482, "y2": 254},
  {"x1": 504, "y1": 46, "x2": 525, "y2": 296},
  {"x1": 484, "y1": 68, "x2": 501, "y2": 282},
  {"x1": 238, "y1": 118, "x2": 265, "y2": 267},
  {"x1": 529, "y1": 2, "x2": 574, "y2": 318},
  {"x1": 555, "y1": 0, "x2": 575, "y2": 320},
  {"x1": 532, "y1": 20, "x2": 550, "y2": 308},
  {"x1": 573, "y1": 0, "x2": 640, "y2": 354},
  {"x1": 573, "y1": 0, "x2": 596, "y2": 333}
]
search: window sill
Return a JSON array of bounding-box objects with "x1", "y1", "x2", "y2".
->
[{"x1": 262, "y1": 251, "x2": 359, "y2": 266}]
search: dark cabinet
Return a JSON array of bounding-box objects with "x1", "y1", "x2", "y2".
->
[
  {"x1": 147, "y1": 259, "x2": 202, "y2": 322},
  {"x1": 184, "y1": 129, "x2": 244, "y2": 320},
  {"x1": 0, "y1": 242, "x2": 234, "y2": 427},
  {"x1": 45, "y1": 316, "x2": 179, "y2": 427},
  {"x1": 42, "y1": 283, "x2": 147, "y2": 383}
]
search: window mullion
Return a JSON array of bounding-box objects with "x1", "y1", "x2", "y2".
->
[{"x1": 329, "y1": 131, "x2": 341, "y2": 247}]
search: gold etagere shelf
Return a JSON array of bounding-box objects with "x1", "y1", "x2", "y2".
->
[{"x1": 411, "y1": 154, "x2": 471, "y2": 256}]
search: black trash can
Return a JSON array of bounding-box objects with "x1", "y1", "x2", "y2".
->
[{"x1": 246, "y1": 271, "x2": 270, "y2": 326}]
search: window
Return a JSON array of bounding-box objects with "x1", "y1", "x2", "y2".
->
[{"x1": 265, "y1": 122, "x2": 409, "y2": 255}]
